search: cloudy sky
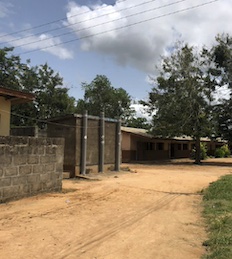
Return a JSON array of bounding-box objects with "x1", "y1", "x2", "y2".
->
[{"x1": 0, "y1": 0, "x2": 231, "y2": 102}]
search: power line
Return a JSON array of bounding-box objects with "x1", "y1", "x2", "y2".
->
[
  {"x1": 11, "y1": 0, "x2": 189, "y2": 50},
  {"x1": 17, "y1": 0, "x2": 219, "y2": 56},
  {"x1": 0, "y1": 0, "x2": 129, "y2": 39},
  {"x1": 1, "y1": 108, "x2": 104, "y2": 129},
  {"x1": 0, "y1": 0, "x2": 158, "y2": 45}
]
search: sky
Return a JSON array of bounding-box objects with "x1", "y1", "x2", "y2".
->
[{"x1": 0, "y1": 0, "x2": 232, "y2": 111}]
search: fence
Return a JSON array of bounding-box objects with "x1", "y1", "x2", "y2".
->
[{"x1": 0, "y1": 136, "x2": 64, "y2": 203}]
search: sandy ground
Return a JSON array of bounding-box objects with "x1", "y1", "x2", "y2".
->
[{"x1": 1, "y1": 158, "x2": 232, "y2": 259}]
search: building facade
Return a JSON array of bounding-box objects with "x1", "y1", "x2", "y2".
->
[
  {"x1": 47, "y1": 114, "x2": 121, "y2": 177},
  {"x1": 0, "y1": 87, "x2": 34, "y2": 136},
  {"x1": 121, "y1": 127, "x2": 225, "y2": 162}
]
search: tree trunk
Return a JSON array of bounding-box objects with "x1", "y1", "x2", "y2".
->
[{"x1": 195, "y1": 136, "x2": 201, "y2": 164}]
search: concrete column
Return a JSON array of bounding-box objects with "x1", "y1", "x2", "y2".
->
[
  {"x1": 99, "y1": 112, "x2": 105, "y2": 173},
  {"x1": 81, "y1": 110, "x2": 88, "y2": 175},
  {"x1": 115, "y1": 119, "x2": 121, "y2": 171}
]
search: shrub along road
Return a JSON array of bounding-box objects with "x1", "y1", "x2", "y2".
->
[{"x1": 0, "y1": 158, "x2": 232, "y2": 259}]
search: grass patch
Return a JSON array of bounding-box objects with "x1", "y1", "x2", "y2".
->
[{"x1": 202, "y1": 174, "x2": 232, "y2": 259}]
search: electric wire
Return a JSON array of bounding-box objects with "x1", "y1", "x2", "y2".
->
[
  {"x1": 0, "y1": 0, "x2": 129, "y2": 39},
  {"x1": 1, "y1": 108, "x2": 110, "y2": 129},
  {"x1": 7, "y1": 0, "x2": 189, "y2": 50},
  {"x1": 16, "y1": 0, "x2": 219, "y2": 56},
  {"x1": 0, "y1": 0, "x2": 159, "y2": 45}
]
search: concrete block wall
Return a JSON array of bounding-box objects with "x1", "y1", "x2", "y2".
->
[{"x1": 0, "y1": 136, "x2": 64, "y2": 203}]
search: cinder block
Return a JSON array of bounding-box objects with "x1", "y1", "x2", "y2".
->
[
  {"x1": 13, "y1": 156, "x2": 27, "y2": 165},
  {"x1": 11, "y1": 176, "x2": 27, "y2": 186},
  {"x1": 44, "y1": 163, "x2": 55, "y2": 172},
  {"x1": 17, "y1": 145, "x2": 29, "y2": 155},
  {"x1": 27, "y1": 174, "x2": 40, "y2": 184},
  {"x1": 40, "y1": 155, "x2": 56, "y2": 164},
  {"x1": 27, "y1": 156, "x2": 39, "y2": 164},
  {"x1": 56, "y1": 162, "x2": 63, "y2": 172},
  {"x1": 40, "y1": 173, "x2": 51, "y2": 183},
  {"x1": 30, "y1": 182, "x2": 42, "y2": 193},
  {"x1": 62, "y1": 172, "x2": 70, "y2": 179},
  {"x1": 4, "y1": 167, "x2": 18, "y2": 176},
  {"x1": 0, "y1": 146, "x2": 5, "y2": 155},
  {"x1": 0, "y1": 178, "x2": 11, "y2": 187},
  {"x1": 33, "y1": 165, "x2": 44, "y2": 174},
  {"x1": 19, "y1": 165, "x2": 32, "y2": 176},
  {"x1": 45, "y1": 146, "x2": 56, "y2": 155},
  {"x1": 0, "y1": 155, "x2": 12, "y2": 165},
  {"x1": 3, "y1": 186, "x2": 19, "y2": 198}
]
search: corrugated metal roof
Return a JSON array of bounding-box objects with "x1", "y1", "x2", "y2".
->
[
  {"x1": 0, "y1": 86, "x2": 34, "y2": 105},
  {"x1": 121, "y1": 126, "x2": 153, "y2": 138},
  {"x1": 121, "y1": 127, "x2": 226, "y2": 143}
]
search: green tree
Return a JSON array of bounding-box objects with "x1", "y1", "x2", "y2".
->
[
  {"x1": 76, "y1": 75, "x2": 134, "y2": 120},
  {"x1": 144, "y1": 44, "x2": 217, "y2": 164},
  {"x1": 126, "y1": 117, "x2": 151, "y2": 129},
  {"x1": 0, "y1": 47, "x2": 76, "y2": 127},
  {"x1": 212, "y1": 34, "x2": 232, "y2": 143},
  {"x1": 0, "y1": 47, "x2": 26, "y2": 90}
]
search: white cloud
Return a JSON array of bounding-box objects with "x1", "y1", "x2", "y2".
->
[
  {"x1": 65, "y1": 0, "x2": 232, "y2": 73},
  {"x1": 0, "y1": 2, "x2": 13, "y2": 18},
  {"x1": 0, "y1": 33, "x2": 73, "y2": 59}
]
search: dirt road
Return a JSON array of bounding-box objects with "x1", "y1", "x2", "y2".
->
[{"x1": 1, "y1": 158, "x2": 232, "y2": 259}]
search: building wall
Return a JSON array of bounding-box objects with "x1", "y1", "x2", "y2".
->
[
  {"x1": 105, "y1": 121, "x2": 116, "y2": 164},
  {"x1": 47, "y1": 117, "x2": 76, "y2": 177},
  {"x1": 0, "y1": 136, "x2": 64, "y2": 203},
  {"x1": 47, "y1": 115, "x2": 118, "y2": 177},
  {"x1": 0, "y1": 97, "x2": 11, "y2": 136},
  {"x1": 121, "y1": 132, "x2": 226, "y2": 162},
  {"x1": 121, "y1": 132, "x2": 131, "y2": 150},
  {"x1": 86, "y1": 118, "x2": 99, "y2": 166}
]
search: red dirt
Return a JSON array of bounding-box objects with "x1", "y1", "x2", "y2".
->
[{"x1": 1, "y1": 158, "x2": 232, "y2": 259}]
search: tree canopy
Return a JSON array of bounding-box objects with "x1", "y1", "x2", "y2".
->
[
  {"x1": 212, "y1": 34, "x2": 232, "y2": 143},
  {"x1": 143, "y1": 43, "x2": 218, "y2": 163},
  {"x1": 76, "y1": 75, "x2": 134, "y2": 120},
  {"x1": 0, "y1": 47, "x2": 76, "y2": 127}
]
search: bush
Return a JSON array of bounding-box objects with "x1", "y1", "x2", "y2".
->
[
  {"x1": 214, "y1": 148, "x2": 225, "y2": 158},
  {"x1": 200, "y1": 142, "x2": 208, "y2": 160},
  {"x1": 221, "y1": 144, "x2": 231, "y2": 157},
  {"x1": 215, "y1": 145, "x2": 231, "y2": 158}
]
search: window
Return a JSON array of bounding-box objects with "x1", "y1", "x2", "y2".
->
[
  {"x1": 183, "y1": 144, "x2": 188, "y2": 150},
  {"x1": 177, "y1": 144, "x2": 182, "y2": 150},
  {"x1": 146, "y1": 142, "x2": 154, "y2": 150},
  {"x1": 157, "y1": 142, "x2": 164, "y2": 151}
]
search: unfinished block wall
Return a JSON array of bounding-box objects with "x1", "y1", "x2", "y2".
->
[{"x1": 0, "y1": 136, "x2": 64, "y2": 203}]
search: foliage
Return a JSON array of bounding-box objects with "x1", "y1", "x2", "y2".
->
[
  {"x1": 213, "y1": 34, "x2": 232, "y2": 88},
  {"x1": 191, "y1": 142, "x2": 208, "y2": 160},
  {"x1": 214, "y1": 145, "x2": 231, "y2": 158},
  {"x1": 212, "y1": 34, "x2": 232, "y2": 142},
  {"x1": 0, "y1": 47, "x2": 76, "y2": 127},
  {"x1": 200, "y1": 142, "x2": 208, "y2": 160},
  {"x1": 125, "y1": 117, "x2": 151, "y2": 129},
  {"x1": 76, "y1": 75, "x2": 134, "y2": 120},
  {"x1": 143, "y1": 43, "x2": 217, "y2": 163},
  {"x1": 202, "y1": 175, "x2": 232, "y2": 259}
]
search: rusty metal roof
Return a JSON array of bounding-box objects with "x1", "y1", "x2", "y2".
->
[{"x1": 0, "y1": 86, "x2": 34, "y2": 105}]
